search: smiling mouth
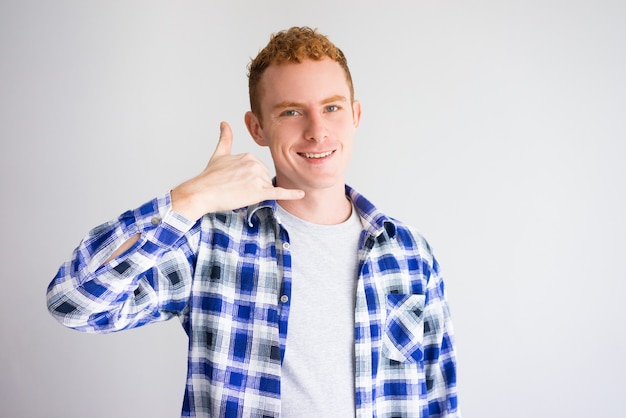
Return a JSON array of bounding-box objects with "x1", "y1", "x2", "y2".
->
[{"x1": 299, "y1": 151, "x2": 334, "y2": 159}]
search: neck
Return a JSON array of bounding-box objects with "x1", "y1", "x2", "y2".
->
[{"x1": 278, "y1": 186, "x2": 351, "y2": 225}]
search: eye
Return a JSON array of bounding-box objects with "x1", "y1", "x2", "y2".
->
[
  {"x1": 280, "y1": 109, "x2": 300, "y2": 117},
  {"x1": 325, "y1": 105, "x2": 340, "y2": 112}
]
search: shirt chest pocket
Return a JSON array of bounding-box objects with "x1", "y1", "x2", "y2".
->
[{"x1": 382, "y1": 294, "x2": 426, "y2": 363}]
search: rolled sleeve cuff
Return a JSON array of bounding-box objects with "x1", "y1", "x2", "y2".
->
[{"x1": 133, "y1": 192, "x2": 196, "y2": 253}]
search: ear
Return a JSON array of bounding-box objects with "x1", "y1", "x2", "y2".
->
[
  {"x1": 351, "y1": 100, "x2": 362, "y2": 128},
  {"x1": 245, "y1": 111, "x2": 268, "y2": 146}
]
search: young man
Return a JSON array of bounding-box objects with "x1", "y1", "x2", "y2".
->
[{"x1": 47, "y1": 27, "x2": 459, "y2": 417}]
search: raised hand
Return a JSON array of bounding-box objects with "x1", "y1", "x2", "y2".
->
[{"x1": 170, "y1": 121, "x2": 304, "y2": 221}]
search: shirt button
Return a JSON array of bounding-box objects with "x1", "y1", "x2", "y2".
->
[
  {"x1": 280, "y1": 295, "x2": 289, "y2": 303},
  {"x1": 282, "y1": 242, "x2": 290, "y2": 250},
  {"x1": 151, "y1": 217, "x2": 160, "y2": 226}
]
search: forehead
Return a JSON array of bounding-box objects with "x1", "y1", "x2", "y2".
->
[{"x1": 259, "y1": 58, "x2": 351, "y2": 106}]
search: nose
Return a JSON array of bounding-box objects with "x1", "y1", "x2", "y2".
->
[{"x1": 304, "y1": 111, "x2": 328, "y2": 142}]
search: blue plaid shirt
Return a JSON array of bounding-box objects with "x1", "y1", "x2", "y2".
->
[{"x1": 47, "y1": 185, "x2": 459, "y2": 417}]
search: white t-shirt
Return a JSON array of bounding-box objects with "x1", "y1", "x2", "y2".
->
[{"x1": 275, "y1": 203, "x2": 363, "y2": 417}]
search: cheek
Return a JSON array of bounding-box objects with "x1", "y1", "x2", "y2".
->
[
  {"x1": 268, "y1": 118, "x2": 300, "y2": 137},
  {"x1": 338, "y1": 122, "x2": 357, "y2": 140},
  {"x1": 335, "y1": 114, "x2": 357, "y2": 130},
  {"x1": 266, "y1": 135, "x2": 293, "y2": 159},
  {"x1": 270, "y1": 126, "x2": 302, "y2": 149}
]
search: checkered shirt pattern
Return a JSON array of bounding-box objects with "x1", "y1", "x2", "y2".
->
[{"x1": 47, "y1": 185, "x2": 459, "y2": 417}]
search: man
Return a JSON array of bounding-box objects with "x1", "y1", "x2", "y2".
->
[{"x1": 47, "y1": 27, "x2": 459, "y2": 417}]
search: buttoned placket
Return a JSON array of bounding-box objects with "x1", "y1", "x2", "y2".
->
[{"x1": 276, "y1": 223, "x2": 293, "y2": 364}]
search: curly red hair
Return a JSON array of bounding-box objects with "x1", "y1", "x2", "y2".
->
[{"x1": 247, "y1": 26, "x2": 354, "y2": 118}]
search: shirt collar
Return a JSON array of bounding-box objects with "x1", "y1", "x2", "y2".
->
[
  {"x1": 345, "y1": 184, "x2": 397, "y2": 239},
  {"x1": 245, "y1": 200, "x2": 277, "y2": 227},
  {"x1": 245, "y1": 185, "x2": 397, "y2": 239}
]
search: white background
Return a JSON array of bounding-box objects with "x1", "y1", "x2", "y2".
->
[{"x1": 1, "y1": 1, "x2": 625, "y2": 417}]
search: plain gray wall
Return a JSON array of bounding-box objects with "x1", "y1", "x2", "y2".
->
[{"x1": 1, "y1": 1, "x2": 624, "y2": 417}]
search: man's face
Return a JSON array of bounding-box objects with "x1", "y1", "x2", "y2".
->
[{"x1": 246, "y1": 58, "x2": 361, "y2": 194}]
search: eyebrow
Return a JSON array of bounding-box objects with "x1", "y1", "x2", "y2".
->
[{"x1": 272, "y1": 95, "x2": 348, "y2": 111}]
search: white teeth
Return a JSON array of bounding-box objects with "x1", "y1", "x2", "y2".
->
[{"x1": 303, "y1": 151, "x2": 333, "y2": 159}]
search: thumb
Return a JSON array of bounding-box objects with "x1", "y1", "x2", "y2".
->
[{"x1": 212, "y1": 121, "x2": 233, "y2": 158}]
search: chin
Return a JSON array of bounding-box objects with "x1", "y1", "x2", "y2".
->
[{"x1": 301, "y1": 179, "x2": 344, "y2": 192}]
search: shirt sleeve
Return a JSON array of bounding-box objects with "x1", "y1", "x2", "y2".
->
[
  {"x1": 46, "y1": 193, "x2": 198, "y2": 333},
  {"x1": 424, "y1": 255, "x2": 460, "y2": 417}
]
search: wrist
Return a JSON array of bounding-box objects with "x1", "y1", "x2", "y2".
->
[{"x1": 170, "y1": 187, "x2": 206, "y2": 222}]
